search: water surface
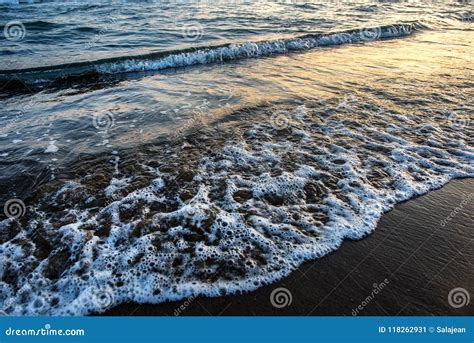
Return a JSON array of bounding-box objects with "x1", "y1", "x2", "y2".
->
[{"x1": 0, "y1": 1, "x2": 472, "y2": 315}]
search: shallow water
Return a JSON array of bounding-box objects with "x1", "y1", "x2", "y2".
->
[{"x1": 0, "y1": 1, "x2": 473, "y2": 315}]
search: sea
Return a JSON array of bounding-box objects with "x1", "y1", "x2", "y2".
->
[{"x1": 0, "y1": 0, "x2": 473, "y2": 315}]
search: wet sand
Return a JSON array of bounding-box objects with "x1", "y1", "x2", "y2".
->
[{"x1": 102, "y1": 178, "x2": 473, "y2": 316}]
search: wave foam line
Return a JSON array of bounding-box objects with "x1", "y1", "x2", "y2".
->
[
  {"x1": 0, "y1": 23, "x2": 422, "y2": 85},
  {"x1": 97, "y1": 23, "x2": 418, "y2": 74}
]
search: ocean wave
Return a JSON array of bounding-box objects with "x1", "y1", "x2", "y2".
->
[
  {"x1": 0, "y1": 23, "x2": 422, "y2": 88},
  {"x1": 0, "y1": 96, "x2": 472, "y2": 315}
]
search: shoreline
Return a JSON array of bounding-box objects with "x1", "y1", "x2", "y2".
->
[{"x1": 102, "y1": 178, "x2": 473, "y2": 316}]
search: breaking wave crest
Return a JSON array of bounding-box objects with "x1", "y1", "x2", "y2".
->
[{"x1": 0, "y1": 23, "x2": 422, "y2": 88}]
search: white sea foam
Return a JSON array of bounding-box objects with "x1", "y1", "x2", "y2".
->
[
  {"x1": 95, "y1": 24, "x2": 414, "y2": 75},
  {"x1": 44, "y1": 140, "x2": 59, "y2": 153},
  {"x1": 0, "y1": 100, "x2": 472, "y2": 316}
]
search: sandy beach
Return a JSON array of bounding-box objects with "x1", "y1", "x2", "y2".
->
[{"x1": 103, "y1": 178, "x2": 473, "y2": 316}]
